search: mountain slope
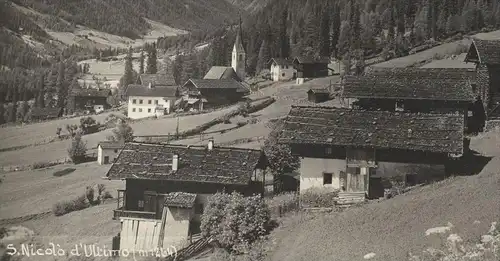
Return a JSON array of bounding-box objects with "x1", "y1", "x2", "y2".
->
[
  {"x1": 268, "y1": 132, "x2": 500, "y2": 261},
  {"x1": 9, "y1": 0, "x2": 242, "y2": 39}
]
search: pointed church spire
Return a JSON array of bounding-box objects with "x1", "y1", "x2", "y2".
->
[{"x1": 234, "y1": 15, "x2": 245, "y2": 53}]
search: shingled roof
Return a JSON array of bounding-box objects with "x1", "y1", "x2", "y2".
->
[
  {"x1": 30, "y1": 107, "x2": 62, "y2": 119},
  {"x1": 106, "y1": 143, "x2": 267, "y2": 185},
  {"x1": 464, "y1": 38, "x2": 500, "y2": 65},
  {"x1": 70, "y1": 88, "x2": 111, "y2": 97},
  {"x1": 279, "y1": 106, "x2": 465, "y2": 155},
  {"x1": 164, "y1": 192, "x2": 197, "y2": 208},
  {"x1": 307, "y1": 88, "x2": 330, "y2": 94},
  {"x1": 343, "y1": 67, "x2": 475, "y2": 101},
  {"x1": 139, "y1": 74, "x2": 177, "y2": 87},
  {"x1": 268, "y1": 58, "x2": 293, "y2": 67},
  {"x1": 98, "y1": 141, "x2": 123, "y2": 150},
  {"x1": 187, "y1": 79, "x2": 249, "y2": 93},
  {"x1": 126, "y1": 84, "x2": 179, "y2": 97},
  {"x1": 293, "y1": 56, "x2": 330, "y2": 64},
  {"x1": 203, "y1": 66, "x2": 241, "y2": 81}
]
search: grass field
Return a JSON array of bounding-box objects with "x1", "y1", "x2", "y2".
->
[{"x1": 267, "y1": 131, "x2": 500, "y2": 261}]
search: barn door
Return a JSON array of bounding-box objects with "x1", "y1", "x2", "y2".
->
[
  {"x1": 346, "y1": 167, "x2": 366, "y2": 192},
  {"x1": 143, "y1": 192, "x2": 157, "y2": 213}
]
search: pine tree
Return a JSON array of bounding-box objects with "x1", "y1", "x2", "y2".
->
[
  {"x1": 139, "y1": 50, "x2": 145, "y2": 74},
  {"x1": 300, "y1": 9, "x2": 320, "y2": 56},
  {"x1": 256, "y1": 39, "x2": 271, "y2": 74},
  {"x1": 318, "y1": 7, "x2": 331, "y2": 57},
  {"x1": 279, "y1": 9, "x2": 290, "y2": 58},
  {"x1": 56, "y1": 62, "x2": 67, "y2": 110},
  {"x1": 330, "y1": 3, "x2": 341, "y2": 59},
  {"x1": 0, "y1": 103, "x2": 5, "y2": 125},
  {"x1": 37, "y1": 72, "x2": 45, "y2": 108},
  {"x1": 146, "y1": 43, "x2": 158, "y2": 74},
  {"x1": 123, "y1": 47, "x2": 134, "y2": 88},
  {"x1": 8, "y1": 86, "x2": 17, "y2": 123}
]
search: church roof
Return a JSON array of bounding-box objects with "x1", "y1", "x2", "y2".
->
[
  {"x1": 233, "y1": 17, "x2": 245, "y2": 53},
  {"x1": 203, "y1": 66, "x2": 241, "y2": 81}
]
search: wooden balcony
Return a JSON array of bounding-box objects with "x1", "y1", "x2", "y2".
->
[{"x1": 113, "y1": 207, "x2": 158, "y2": 220}]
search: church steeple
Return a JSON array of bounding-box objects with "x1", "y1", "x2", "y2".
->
[{"x1": 232, "y1": 16, "x2": 246, "y2": 80}]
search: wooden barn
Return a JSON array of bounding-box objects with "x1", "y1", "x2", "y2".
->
[
  {"x1": 30, "y1": 107, "x2": 63, "y2": 121},
  {"x1": 106, "y1": 140, "x2": 268, "y2": 251},
  {"x1": 342, "y1": 67, "x2": 481, "y2": 132},
  {"x1": 292, "y1": 56, "x2": 329, "y2": 84},
  {"x1": 182, "y1": 79, "x2": 249, "y2": 109},
  {"x1": 68, "y1": 88, "x2": 111, "y2": 113},
  {"x1": 307, "y1": 88, "x2": 330, "y2": 103},
  {"x1": 279, "y1": 106, "x2": 466, "y2": 201},
  {"x1": 464, "y1": 38, "x2": 500, "y2": 127}
]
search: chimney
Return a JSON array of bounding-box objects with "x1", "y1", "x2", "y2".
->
[
  {"x1": 207, "y1": 139, "x2": 214, "y2": 151},
  {"x1": 172, "y1": 154, "x2": 178, "y2": 171}
]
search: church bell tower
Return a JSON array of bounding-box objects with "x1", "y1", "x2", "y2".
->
[{"x1": 232, "y1": 16, "x2": 246, "y2": 81}]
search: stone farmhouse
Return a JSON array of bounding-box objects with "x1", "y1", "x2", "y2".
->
[
  {"x1": 126, "y1": 73, "x2": 179, "y2": 119},
  {"x1": 106, "y1": 140, "x2": 268, "y2": 251},
  {"x1": 268, "y1": 58, "x2": 295, "y2": 82},
  {"x1": 279, "y1": 106, "x2": 466, "y2": 201},
  {"x1": 464, "y1": 38, "x2": 500, "y2": 128}
]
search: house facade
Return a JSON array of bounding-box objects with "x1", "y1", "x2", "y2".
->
[
  {"x1": 292, "y1": 56, "x2": 329, "y2": 84},
  {"x1": 464, "y1": 38, "x2": 500, "y2": 126},
  {"x1": 279, "y1": 106, "x2": 466, "y2": 199},
  {"x1": 342, "y1": 67, "x2": 480, "y2": 132},
  {"x1": 182, "y1": 79, "x2": 249, "y2": 109},
  {"x1": 68, "y1": 88, "x2": 111, "y2": 113},
  {"x1": 126, "y1": 84, "x2": 179, "y2": 119},
  {"x1": 106, "y1": 140, "x2": 268, "y2": 251},
  {"x1": 97, "y1": 141, "x2": 123, "y2": 165},
  {"x1": 268, "y1": 58, "x2": 295, "y2": 81}
]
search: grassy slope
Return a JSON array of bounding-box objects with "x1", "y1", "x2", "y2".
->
[{"x1": 268, "y1": 131, "x2": 500, "y2": 261}]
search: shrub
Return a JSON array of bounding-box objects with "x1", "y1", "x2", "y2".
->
[
  {"x1": 66, "y1": 124, "x2": 78, "y2": 137},
  {"x1": 52, "y1": 195, "x2": 89, "y2": 216},
  {"x1": 201, "y1": 192, "x2": 272, "y2": 252},
  {"x1": 107, "y1": 120, "x2": 134, "y2": 143},
  {"x1": 102, "y1": 191, "x2": 113, "y2": 200},
  {"x1": 86, "y1": 186, "x2": 95, "y2": 205},
  {"x1": 236, "y1": 121, "x2": 247, "y2": 127},
  {"x1": 53, "y1": 168, "x2": 76, "y2": 177},
  {"x1": 299, "y1": 187, "x2": 339, "y2": 208},
  {"x1": 79, "y1": 116, "x2": 100, "y2": 134},
  {"x1": 67, "y1": 134, "x2": 87, "y2": 164},
  {"x1": 32, "y1": 161, "x2": 54, "y2": 169}
]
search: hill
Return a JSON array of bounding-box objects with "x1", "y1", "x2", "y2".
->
[{"x1": 267, "y1": 130, "x2": 500, "y2": 261}]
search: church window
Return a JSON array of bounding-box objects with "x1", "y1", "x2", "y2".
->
[{"x1": 239, "y1": 54, "x2": 243, "y2": 60}]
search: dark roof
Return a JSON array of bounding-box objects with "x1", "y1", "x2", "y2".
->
[
  {"x1": 293, "y1": 56, "x2": 330, "y2": 64},
  {"x1": 106, "y1": 142, "x2": 267, "y2": 185},
  {"x1": 343, "y1": 67, "x2": 475, "y2": 101},
  {"x1": 164, "y1": 192, "x2": 197, "y2": 208},
  {"x1": 203, "y1": 66, "x2": 241, "y2": 81},
  {"x1": 126, "y1": 84, "x2": 179, "y2": 97},
  {"x1": 70, "y1": 88, "x2": 111, "y2": 97},
  {"x1": 279, "y1": 106, "x2": 465, "y2": 155},
  {"x1": 268, "y1": 58, "x2": 293, "y2": 67},
  {"x1": 186, "y1": 79, "x2": 249, "y2": 93},
  {"x1": 139, "y1": 74, "x2": 177, "y2": 87},
  {"x1": 464, "y1": 38, "x2": 500, "y2": 65},
  {"x1": 98, "y1": 141, "x2": 123, "y2": 149},
  {"x1": 30, "y1": 107, "x2": 62, "y2": 118},
  {"x1": 307, "y1": 88, "x2": 330, "y2": 94}
]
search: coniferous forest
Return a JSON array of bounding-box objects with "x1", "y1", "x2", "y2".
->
[{"x1": 1, "y1": 0, "x2": 500, "y2": 125}]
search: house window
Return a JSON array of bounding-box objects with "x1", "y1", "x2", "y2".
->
[
  {"x1": 132, "y1": 99, "x2": 137, "y2": 104},
  {"x1": 195, "y1": 203, "x2": 204, "y2": 214},
  {"x1": 148, "y1": 108, "x2": 151, "y2": 113},
  {"x1": 114, "y1": 149, "x2": 118, "y2": 153},
  {"x1": 323, "y1": 173, "x2": 333, "y2": 185},
  {"x1": 325, "y1": 147, "x2": 332, "y2": 155},
  {"x1": 282, "y1": 73, "x2": 285, "y2": 77},
  {"x1": 139, "y1": 108, "x2": 142, "y2": 112},
  {"x1": 138, "y1": 200, "x2": 144, "y2": 209},
  {"x1": 132, "y1": 108, "x2": 136, "y2": 112},
  {"x1": 239, "y1": 54, "x2": 243, "y2": 60},
  {"x1": 139, "y1": 99, "x2": 143, "y2": 104},
  {"x1": 148, "y1": 100, "x2": 152, "y2": 104},
  {"x1": 355, "y1": 167, "x2": 361, "y2": 175},
  {"x1": 155, "y1": 100, "x2": 158, "y2": 105},
  {"x1": 395, "y1": 101, "x2": 404, "y2": 112}
]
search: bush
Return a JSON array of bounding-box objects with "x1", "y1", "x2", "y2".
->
[
  {"x1": 32, "y1": 161, "x2": 55, "y2": 170},
  {"x1": 79, "y1": 116, "x2": 100, "y2": 134},
  {"x1": 107, "y1": 120, "x2": 134, "y2": 143},
  {"x1": 67, "y1": 134, "x2": 87, "y2": 164},
  {"x1": 53, "y1": 168, "x2": 76, "y2": 177},
  {"x1": 299, "y1": 187, "x2": 339, "y2": 208},
  {"x1": 201, "y1": 192, "x2": 272, "y2": 252},
  {"x1": 86, "y1": 186, "x2": 95, "y2": 205},
  {"x1": 236, "y1": 121, "x2": 247, "y2": 127},
  {"x1": 52, "y1": 195, "x2": 89, "y2": 216},
  {"x1": 66, "y1": 124, "x2": 78, "y2": 137}
]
